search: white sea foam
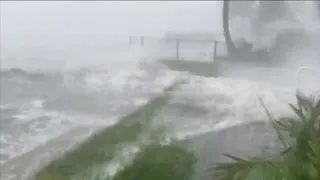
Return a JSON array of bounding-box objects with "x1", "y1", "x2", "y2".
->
[
  {"x1": 0, "y1": 45, "x2": 185, "y2": 165},
  {"x1": 168, "y1": 71, "x2": 319, "y2": 141}
]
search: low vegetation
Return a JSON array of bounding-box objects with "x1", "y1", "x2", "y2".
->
[
  {"x1": 112, "y1": 141, "x2": 196, "y2": 180},
  {"x1": 161, "y1": 59, "x2": 220, "y2": 77}
]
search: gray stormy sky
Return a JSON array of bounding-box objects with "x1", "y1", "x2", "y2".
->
[{"x1": 1, "y1": 1, "x2": 222, "y2": 48}]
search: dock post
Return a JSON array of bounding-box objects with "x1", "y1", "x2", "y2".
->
[
  {"x1": 141, "y1": 36, "x2": 144, "y2": 47},
  {"x1": 176, "y1": 39, "x2": 180, "y2": 60},
  {"x1": 213, "y1": 40, "x2": 218, "y2": 62}
]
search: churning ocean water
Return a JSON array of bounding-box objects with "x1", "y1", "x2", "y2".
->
[{"x1": 0, "y1": 42, "x2": 185, "y2": 166}]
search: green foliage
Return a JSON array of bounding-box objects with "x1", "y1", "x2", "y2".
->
[
  {"x1": 112, "y1": 142, "x2": 197, "y2": 180},
  {"x1": 210, "y1": 93, "x2": 320, "y2": 180},
  {"x1": 160, "y1": 59, "x2": 220, "y2": 77}
]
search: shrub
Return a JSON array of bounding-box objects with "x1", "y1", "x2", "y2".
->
[{"x1": 210, "y1": 93, "x2": 320, "y2": 180}]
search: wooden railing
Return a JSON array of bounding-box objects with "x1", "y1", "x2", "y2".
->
[{"x1": 129, "y1": 36, "x2": 226, "y2": 62}]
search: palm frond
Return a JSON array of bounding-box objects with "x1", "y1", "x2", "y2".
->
[
  {"x1": 258, "y1": 97, "x2": 288, "y2": 150},
  {"x1": 209, "y1": 93, "x2": 320, "y2": 180},
  {"x1": 210, "y1": 154, "x2": 271, "y2": 180}
]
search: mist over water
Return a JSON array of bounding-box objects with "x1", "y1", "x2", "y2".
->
[
  {"x1": 220, "y1": 1, "x2": 320, "y2": 93},
  {"x1": 0, "y1": 1, "x2": 221, "y2": 71}
]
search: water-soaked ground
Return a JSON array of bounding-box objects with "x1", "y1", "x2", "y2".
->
[{"x1": 190, "y1": 122, "x2": 279, "y2": 180}]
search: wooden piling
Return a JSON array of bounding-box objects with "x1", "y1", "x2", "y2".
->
[
  {"x1": 213, "y1": 40, "x2": 218, "y2": 62},
  {"x1": 176, "y1": 39, "x2": 180, "y2": 60},
  {"x1": 141, "y1": 36, "x2": 144, "y2": 47}
]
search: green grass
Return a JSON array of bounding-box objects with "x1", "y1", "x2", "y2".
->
[
  {"x1": 34, "y1": 92, "x2": 172, "y2": 180},
  {"x1": 160, "y1": 59, "x2": 219, "y2": 77},
  {"x1": 210, "y1": 93, "x2": 320, "y2": 180},
  {"x1": 112, "y1": 141, "x2": 197, "y2": 180}
]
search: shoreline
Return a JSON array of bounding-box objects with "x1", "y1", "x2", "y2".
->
[
  {"x1": 1, "y1": 84, "x2": 177, "y2": 180},
  {"x1": 0, "y1": 126, "x2": 100, "y2": 180}
]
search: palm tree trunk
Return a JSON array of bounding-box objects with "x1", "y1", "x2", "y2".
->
[{"x1": 223, "y1": 0, "x2": 237, "y2": 56}]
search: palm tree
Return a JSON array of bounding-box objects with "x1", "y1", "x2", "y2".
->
[
  {"x1": 256, "y1": 0, "x2": 289, "y2": 24},
  {"x1": 222, "y1": 0, "x2": 237, "y2": 56}
]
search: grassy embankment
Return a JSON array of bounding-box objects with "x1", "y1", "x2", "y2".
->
[
  {"x1": 33, "y1": 83, "x2": 197, "y2": 180},
  {"x1": 34, "y1": 60, "x2": 219, "y2": 180},
  {"x1": 160, "y1": 59, "x2": 220, "y2": 77}
]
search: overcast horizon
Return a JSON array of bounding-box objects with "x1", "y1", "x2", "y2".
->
[{"x1": 1, "y1": 1, "x2": 223, "y2": 49}]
